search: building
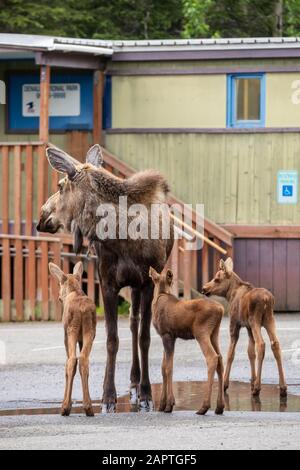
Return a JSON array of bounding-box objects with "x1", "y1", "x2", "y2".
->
[{"x1": 1, "y1": 34, "x2": 300, "y2": 313}]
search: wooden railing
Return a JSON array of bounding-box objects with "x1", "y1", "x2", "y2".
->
[{"x1": 0, "y1": 142, "x2": 233, "y2": 321}]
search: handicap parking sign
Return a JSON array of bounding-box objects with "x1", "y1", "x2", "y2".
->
[
  {"x1": 278, "y1": 171, "x2": 298, "y2": 204},
  {"x1": 282, "y1": 185, "x2": 293, "y2": 197}
]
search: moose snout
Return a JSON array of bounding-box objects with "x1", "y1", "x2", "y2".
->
[{"x1": 202, "y1": 286, "x2": 211, "y2": 296}]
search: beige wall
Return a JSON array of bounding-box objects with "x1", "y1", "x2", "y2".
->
[
  {"x1": 266, "y1": 73, "x2": 300, "y2": 127},
  {"x1": 106, "y1": 132, "x2": 300, "y2": 226},
  {"x1": 112, "y1": 75, "x2": 226, "y2": 128}
]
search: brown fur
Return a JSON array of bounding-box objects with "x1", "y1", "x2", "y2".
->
[
  {"x1": 49, "y1": 262, "x2": 97, "y2": 417},
  {"x1": 38, "y1": 145, "x2": 174, "y2": 412},
  {"x1": 150, "y1": 267, "x2": 225, "y2": 416},
  {"x1": 202, "y1": 258, "x2": 287, "y2": 398}
]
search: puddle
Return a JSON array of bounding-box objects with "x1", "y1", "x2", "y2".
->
[{"x1": 0, "y1": 381, "x2": 300, "y2": 416}]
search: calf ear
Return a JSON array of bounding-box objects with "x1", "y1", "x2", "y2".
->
[
  {"x1": 224, "y1": 257, "x2": 234, "y2": 275},
  {"x1": 86, "y1": 144, "x2": 103, "y2": 167},
  {"x1": 49, "y1": 262, "x2": 66, "y2": 283},
  {"x1": 149, "y1": 267, "x2": 160, "y2": 283},
  {"x1": 73, "y1": 261, "x2": 83, "y2": 280},
  {"x1": 166, "y1": 269, "x2": 174, "y2": 286},
  {"x1": 46, "y1": 147, "x2": 78, "y2": 180},
  {"x1": 220, "y1": 259, "x2": 226, "y2": 272}
]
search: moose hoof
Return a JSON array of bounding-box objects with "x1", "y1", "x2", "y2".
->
[
  {"x1": 102, "y1": 403, "x2": 116, "y2": 414},
  {"x1": 196, "y1": 406, "x2": 209, "y2": 416},
  {"x1": 130, "y1": 387, "x2": 139, "y2": 405},
  {"x1": 252, "y1": 387, "x2": 261, "y2": 397},
  {"x1": 164, "y1": 404, "x2": 174, "y2": 414},
  {"x1": 158, "y1": 402, "x2": 167, "y2": 412},
  {"x1": 280, "y1": 387, "x2": 288, "y2": 398},
  {"x1": 139, "y1": 400, "x2": 153, "y2": 412},
  {"x1": 84, "y1": 406, "x2": 95, "y2": 417},
  {"x1": 215, "y1": 406, "x2": 225, "y2": 415},
  {"x1": 61, "y1": 407, "x2": 71, "y2": 417}
]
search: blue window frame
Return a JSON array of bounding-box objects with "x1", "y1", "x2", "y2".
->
[{"x1": 227, "y1": 73, "x2": 266, "y2": 128}]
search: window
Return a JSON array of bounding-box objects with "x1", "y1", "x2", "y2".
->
[{"x1": 227, "y1": 74, "x2": 266, "y2": 128}]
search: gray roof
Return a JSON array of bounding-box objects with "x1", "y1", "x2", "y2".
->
[{"x1": 1, "y1": 33, "x2": 300, "y2": 56}]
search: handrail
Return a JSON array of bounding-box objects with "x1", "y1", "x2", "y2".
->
[{"x1": 171, "y1": 214, "x2": 227, "y2": 255}]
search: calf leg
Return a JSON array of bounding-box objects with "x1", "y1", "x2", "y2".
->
[
  {"x1": 196, "y1": 336, "x2": 219, "y2": 415},
  {"x1": 247, "y1": 328, "x2": 257, "y2": 391},
  {"x1": 79, "y1": 334, "x2": 95, "y2": 417},
  {"x1": 224, "y1": 323, "x2": 241, "y2": 392},
  {"x1": 129, "y1": 288, "x2": 141, "y2": 404},
  {"x1": 62, "y1": 334, "x2": 77, "y2": 416},
  {"x1": 250, "y1": 323, "x2": 265, "y2": 397},
  {"x1": 162, "y1": 334, "x2": 176, "y2": 413},
  {"x1": 139, "y1": 282, "x2": 153, "y2": 409},
  {"x1": 102, "y1": 285, "x2": 119, "y2": 413},
  {"x1": 159, "y1": 352, "x2": 167, "y2": 412},
  {"x1": 211, "y1": 330, "x2": 225, "y2": 415},
  {"x1": 265, "y1": 317, "x2": 287, "y2": 398}
]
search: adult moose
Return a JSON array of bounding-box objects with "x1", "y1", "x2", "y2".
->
[{"x1": 37, "y1": 145, "x2": 174, "y2": 412}]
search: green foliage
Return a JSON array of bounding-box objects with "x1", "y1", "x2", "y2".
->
[
  {"x1": 0, "y1": 0, "x2": 183, "y2": 39},
  {"x1": 0, "y1": 0, "x2": 299, "y2": 40},
  {"x1": 285, "y1": 0, "x2": 300, "y2": 36}
]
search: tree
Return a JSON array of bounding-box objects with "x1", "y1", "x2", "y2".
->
[
  {"x1": 182, "y1": 0, "x2": 286, "y2": 38},
  {"x1": 284, "y1": 0, "x2": 300, "y2": 36},
  {"x1": 0, "y1": 0, "x2": 183, "y2": 40}
]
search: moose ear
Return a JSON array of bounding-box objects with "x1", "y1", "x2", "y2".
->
[
  {"x1": 219, "y1": 259, "x2": 226, "y2": 272},
  {"x1": 73, "y1": 261, "x2": 83, "y2": 280},
  {"x1": 86, "y1": 144, "x2": 103, "y2": 167},
  {"x1": 224, "y1": 257, "x2": 234, "y2": 275},
  {"x1": 46, "y1": 147, "x2": 78, "y2": 180},
  {"x1": 49, "y1": 262, "x2": 66, "y2": 283},
  {"x1": 166, "y1": 269, "x2": 173, "y2": 286},
  {"x1": 149, "y1": 267, "x2": 160, "y2": 283}
]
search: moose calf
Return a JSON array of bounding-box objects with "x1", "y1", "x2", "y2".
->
[
  {"x1": 49, "y1": 261, "x2": 97, "y2": 417},
  {"x1": 150, "y1": 267, "x2": 225, "y2": 416},
  {"x1": 202, "y1": 258, "x2": 287, "y2": 398}
]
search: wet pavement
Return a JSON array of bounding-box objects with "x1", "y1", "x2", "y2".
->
[
  {"x1": 0, "y1": 315, "x2": 300, "y2": 449},
  {"x1": 1, "y1": 381, "x2": 299, "y2": 416}
]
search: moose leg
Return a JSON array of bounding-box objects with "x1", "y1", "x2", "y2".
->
[
  {"x1": 159, "y1": 352, "x2": 167, "y2": 412},
  {"x1": 79, "y1": 334, "x2": 94, "y2": 417},
  {"x1": 139, "y1": 282, "x2": 154, "y2": 409},
  {"x1": 265, "y1": 317, "x2": 287, "y2": 398},
  {"x1": 211, "y1": 331, "x2": 225, "y2": 415},
  {"x1": 102, "y1": 285, "x2": 119, "y2": 413},
  {"x1": 247, "y1": 328, "x2": 257, "y2": 391},
  {"x1": 224, "y1": 323, "x2": 241, "y2": 392},
  {"x1": 196, "y1": 335, "x2": 219, "y2": 415},
  {"x1": 129, "y1": 288, "x2": 141, "y2": 404},
  {"x1": 250, "y1": 323, "x2": 265, "y2": 397},
  {"x1": 61, "y1": 334, "x2": 77, "y2": 416},
  {"x1": 162, "y1": 334, "x2": 176, "y2": 413}
]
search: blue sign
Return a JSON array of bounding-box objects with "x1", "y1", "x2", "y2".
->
[
  {"x1": 8, "y1": 72, "x2": 94, "y2": 131},
  {"x1": 282, "y1": 185, "x2": 293, "y2": 197},
  {"x1": 278, "y1": 171, "x2": 298, "y2": 205}
]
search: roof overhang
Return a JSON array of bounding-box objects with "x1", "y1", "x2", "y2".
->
[{"x1": 2, "y1": 34, "x2": 300, "y2": 64}]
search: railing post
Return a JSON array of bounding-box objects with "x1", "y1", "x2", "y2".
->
[
  {"x1": 170, "y1": 239, "x2": 179, "y2": 297},
  {"x1": 39, "y1": 65, "x2": 50, "y2": 142},
  {"x1": 183, "y1": 240, "x2": 192, "y2": 300}
]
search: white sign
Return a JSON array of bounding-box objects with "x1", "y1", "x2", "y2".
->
[
  {"x1": 277, "y1": 170, "x2": 298, "y2": 205},
  {"x1": 22, "y1": 83, "x2": 80, "y2": 117},
  {"x1": 0, "y1": 80, "x2": 5, "y2": 104}
]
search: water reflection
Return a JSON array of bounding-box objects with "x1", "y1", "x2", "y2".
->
[{"x1": 0, "y1": 381, "x2": 299, "y2": 416}]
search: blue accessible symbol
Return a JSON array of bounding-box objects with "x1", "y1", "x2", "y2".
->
[{"x1": 282, "y1": 185, "x2": 293, "y2": 197}]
